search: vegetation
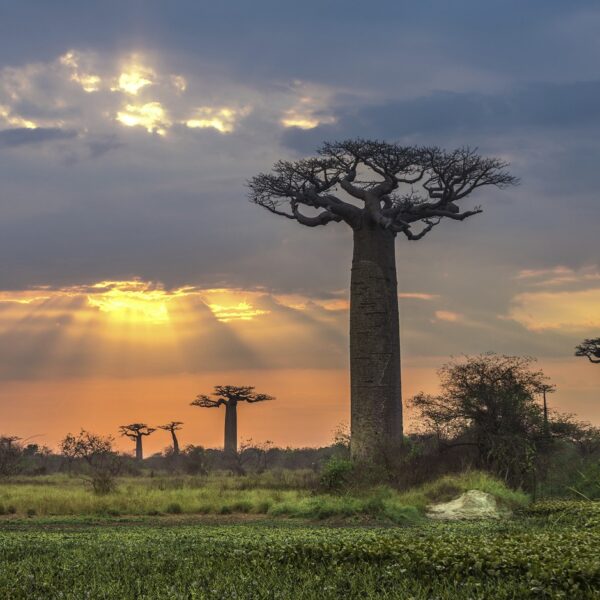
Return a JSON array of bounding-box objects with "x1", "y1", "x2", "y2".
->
[
  {"x1": 575, "y1": 337, "x2": 600, "y2": 364},
  {"x1": 0, "y1": 500, "x2": 598, "y2": 599},
  {"x1": 0, "y1": 471, "x2": 527, "y2": 520}
]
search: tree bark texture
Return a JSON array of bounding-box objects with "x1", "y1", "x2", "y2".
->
[{"x1": 350, "y1": 222, "x2": 402, "y2": 461}]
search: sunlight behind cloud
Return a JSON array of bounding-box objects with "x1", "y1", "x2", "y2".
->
[
  {"x1": 114, "y1": 59, "x2": 155, "y2": 95},
  {"x1": 0, "y1": 104, "x2": 37, "y2": 128},
  {"x1": 60, "y1": 51, "x2": 101, "y2": 92},
  {"x1": 508, "y1": 288, "x2": 600, "y2": 331},
  {"x1": 185, "y1": 106, "x2": 248, "y2": 133},
  {"x1": 86, "y1": 282, "x2": 173, "y2": 325},
  {"x1": 116, "y1": 102, "x2": 170, "y2": 135}
]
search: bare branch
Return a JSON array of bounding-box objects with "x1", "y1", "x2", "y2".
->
[{"x1": 248, "y1": 139, "x2": 516, "y2": 239}]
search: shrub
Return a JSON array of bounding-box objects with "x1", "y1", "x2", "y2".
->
[
  {"x1": 165, "y1": 502, "x2": 183, "y2": 515},
  {"x1": 319, "y1": 457, "x2": 354, "y2": 493}
]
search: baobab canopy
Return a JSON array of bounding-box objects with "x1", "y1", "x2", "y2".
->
[{"x1": 248, "y1": 140, "x2": 517, "y2": 239}]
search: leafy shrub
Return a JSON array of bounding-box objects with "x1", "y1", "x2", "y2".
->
[
  {"x1": 319, "y1": 457, "x2": 354, "y2": 493},
  {"x1": 165, "y1": 502, "x2": 183, "y2": 515}
]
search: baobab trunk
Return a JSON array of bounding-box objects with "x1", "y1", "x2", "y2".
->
[
  {"x1": 350, "y1": 222, "x2": 402, "y2": 461},
  {"x1": 170, "y1": 430, "x2": 180, "y2": 455},
  {"x1": 224, "y1": 401, "x2": 238, "y2": 454},
  {"x1": 135, "y1": 436, "x2": 143, "y2": 461}
]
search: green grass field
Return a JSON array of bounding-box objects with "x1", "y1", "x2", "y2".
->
[
  {"x1": 0, "y1": 470, "x2": 527, "y2": 521},
  {"x1": 0, "y1": 473, "x2": 598, "y2": 599}
]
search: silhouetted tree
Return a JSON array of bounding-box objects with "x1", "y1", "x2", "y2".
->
[
  {"x1": 191, "y1": 386, "x2": 274, "y2": 454},
  {"x1": 60, "y1": 430, "x2": 122, "y2": 494},
  {"x1": 412, "y1": 354, "x2": 552, "y2": 486},
  {"x1": 249, "y1": 140, "x2": 516, "y2": 463},
  {"x1": 158, "y1": 421, "x2": 184, "y2": 455},
  {"x1": 0, "y1": 435, "x2": 23, "y2": 476},
  {"x1": 575, "y1": 338, "x2": 600, "y2": 363},
  {"x1": 119, "y1": 423, "x2": 155, "y2": 460}
]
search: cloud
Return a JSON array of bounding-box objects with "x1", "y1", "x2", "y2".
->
[
  {"x1": 0, "y1": 127, "x2": 77, "y2": 147},
  {"x1": 282, "y1": 80, "x2": 600, "y2": 153},
  {"x1": 508, "y1": 288, "x2": 600, "y2": 332}
]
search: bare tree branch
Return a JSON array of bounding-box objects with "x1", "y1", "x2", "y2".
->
[{"x1": 248, "y1": 139, "x2": 517, "y2": 238}]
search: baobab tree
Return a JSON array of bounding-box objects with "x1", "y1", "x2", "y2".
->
[
  {"x1": 191, "y1": 386, "x2": 274, "y2": 454},
  {"x1": 249, "y1": 140, "x2": 516, "y2": 463},
  {"x1": 119, "y1": 423, "x2": 155, "y2": 460},
  {"x1": 575, "y1": 338, "x2": 600, "y2": 364},
  {"x1": 158, "y1": 421, "x2": 184, "y2": 455}
]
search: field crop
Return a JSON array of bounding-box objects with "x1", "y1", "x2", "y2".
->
[{"x1": 0, "y1": 501, "x2": 598, "y2": 599}]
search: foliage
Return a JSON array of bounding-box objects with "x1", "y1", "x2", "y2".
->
[
  {"x1": 575, "y1": 337, "x2": 600, "y2": 364},
  {"x1": 0, "y1": 471, "x2": 526, "y2": 520},
  {"x1": 59, "y1": 431, "x2": 122, "y2": 495},
  {"x1": 318, "y1": 457, "x2": 354, "y2": 493},
  {"x1": 411, "y1": 354, "x2": 557, "y2": 487},
  {"x1": 0, "y1": 504, "x2": 598, "y2": 599},
  {"x1": 0, "y1": 436, "x2": 23, "y2": 477}
]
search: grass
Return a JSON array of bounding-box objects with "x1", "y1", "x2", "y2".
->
[
  {"x1": 0, "y1": 504, "x2": 598, "y2": 599},
  {"x1": 0, "y1": 470, "x2": 528, "y2": 522}
]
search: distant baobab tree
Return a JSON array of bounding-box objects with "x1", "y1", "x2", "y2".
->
[
  {"x1": 119, "y1": 423, "x2": 155, "y2": 460},
  {"x1": 575, "y1": 338, "x2": 600, "y2": 364},
  {"x1": 158, "y1": 421, "x2": 184, "y2": 455},
  {"x1": 249, "y1": 139, "x2": 516, "y2": 463},
  {"x1": 191, "y1": 386, "x2": 274, "y2": 454}
]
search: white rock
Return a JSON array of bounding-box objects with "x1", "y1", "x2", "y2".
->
[{"x1": 427, "y1": 489, "x2": 510, "y2": 520}]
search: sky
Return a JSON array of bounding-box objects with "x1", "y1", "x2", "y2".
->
[{"x1": 0, "y1": 0, "x2": 598, "y2": 454}]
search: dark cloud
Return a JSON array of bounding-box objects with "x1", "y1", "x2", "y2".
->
[
  {"x1": 0, "y1": 127, "x2": 77, "y2": 147},
  {"x1": 282, "y1": 81, "x2": 600, "y2": 153}
]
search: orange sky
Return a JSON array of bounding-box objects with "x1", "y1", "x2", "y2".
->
[{"x1": 0, "y1": 279, "x2": 598, "y2": 454}]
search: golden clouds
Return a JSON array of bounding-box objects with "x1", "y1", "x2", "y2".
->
[
  {"x1": 185, "y1": 106, "x2": 249, "y2": 134},
  {"x1": 280, "y1": 81, "x2": 336, "y2": 129},
  {"x1": 113, "y1": 58, "x2": 155, "y2": 95},
  {"x1": 116, "y1": 102, "x2": 170, "y2": 135},
  {"x1": 0, "y1": 104, "x2": 38, "y2": 128},
  {"x1": 60, "y1": 51, "x2": 102, "y2": 93},
  {"x1": 0, "y1": 51, "x2": 340, "y2": 141},
  {"x1": 508, "y1": 288, "x2": 600, "y2": 331},
  {"x1": 507, "y1": 265, "x2": 600, "y2": 331}
]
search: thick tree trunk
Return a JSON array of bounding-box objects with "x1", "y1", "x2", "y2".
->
[
  {"x1": 224, "y1": 401, "x2": 238, "y2": 454},
  {"x1": 350, "y1": 222, "x2": 402, "y2": 462},
  {"x1": 170, "y1": 431, "x2": 180, "y2": 455},
  {"x1": 135, "y1": 436, "x2": 143, "y2": 461}
]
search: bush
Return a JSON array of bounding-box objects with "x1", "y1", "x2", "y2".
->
[
  {"x1": 165, "y1": 502, "x2": 183, "y2": 515},
  {"x1": 319, "y1": 457, "x2": 354, "y2": 493}
]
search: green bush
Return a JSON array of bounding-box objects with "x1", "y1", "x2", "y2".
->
[
  {"x1": 165, "y1": 502, "x2": 183, "y2": 514},
  {"x1": 319, "y1": 457, "x2": 354, "y2": 493}
]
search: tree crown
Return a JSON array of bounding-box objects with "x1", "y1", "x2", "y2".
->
[
  {"x1": 575, "y1": 338, "x2": 600, "y2": 363},
  {"x1": 248, "y1": 139, "x2": 517, "y2": 239},
  {"x1": 191, "y1": 385, "x2": 274, "y2": 408},
  {"x1": 119, "y1": 423, "x2": 156, "y2": 439},
  {"x1": 158, "y1": 421, "x2": 184, "y2": 432}
]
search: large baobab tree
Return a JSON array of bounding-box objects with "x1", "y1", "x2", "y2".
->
[
  {"x1": 249, "y1": 140, "x2": 516, "y2": 462},
  {"x1": 191, "y1": 386, "x2": 274, "y2": 454},
  {"x1": 575, "y1": 338, "x2": 600, "y2": 364},
  {"x1": 158, "y1": 421, "x2": 184, "y2": 455},
  {"x1": 119, "y1": 423, "x2": 155, "y2": 460}
]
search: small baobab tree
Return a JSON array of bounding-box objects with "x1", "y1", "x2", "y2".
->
[
  {"x1": 575, "y1": 338, "x2": 600, "y2": 364},
  {"x1": 158, "y1": 421, "x2": 184, "y2": 455},
  {"x1": 191, "y1": 386, "x2": 274, "y2": 454},
  {"x1": 119, "y1": 423, "x2": 155, "y2": 460},
  {"x1": 249, "y1": 139, "x2": 516, "y2": 463}
]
